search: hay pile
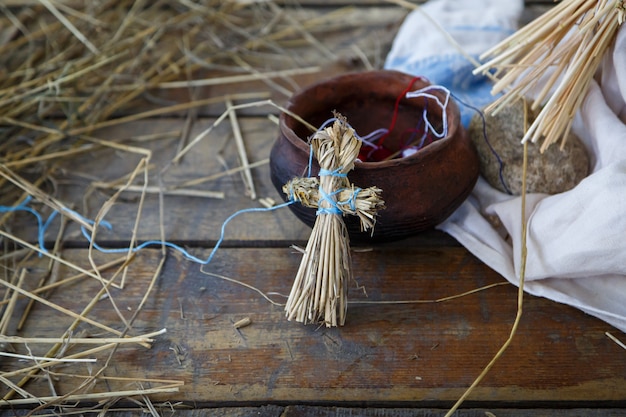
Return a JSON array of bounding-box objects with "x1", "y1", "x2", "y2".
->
[{"x1": 0, "y1": 1, "x2": 399, "y2": 413}]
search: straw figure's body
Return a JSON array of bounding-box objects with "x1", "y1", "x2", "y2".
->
[{"x1": 283, "y1": 115, "x2": 384, "y2": 327}]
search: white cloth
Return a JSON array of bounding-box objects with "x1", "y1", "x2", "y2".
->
[
  {"x1": 385, "y1": 0, "x2": 523, "y2": 126},
  {"x1": 385, "y1": 0, "x2": 626, "y2": 333}
]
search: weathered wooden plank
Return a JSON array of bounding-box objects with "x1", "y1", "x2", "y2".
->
[
  {"x1": 149, "y1": 6, "x2": 407, "y2": 117},
  {"x1": 58, "y1": 6, "x2": 404, "y2": 119},
  {"x1": 9, "y1": 117, "x2": 460, "y2": 247},
  {"x1": 25, "y1": 2, "x2": 549, "y2": 120},
  {"x1": 3, "y1": 407, "x2": 626, "y2": 417},
  {"x1": 4, "y1": 407, "x2": 626, "y2": 417},
  {"x1": 9, "y1": 117, "x2": 311, "y2": 245},
  {"x1": 2, "y1": 247, "x2": 624, "y2": 407},
  {"x1": 0, "y1": 406, "x2": 284, "y2": 417},
  {"x1": 282, "y1": 407, "x2": 626, "y2": 417}
]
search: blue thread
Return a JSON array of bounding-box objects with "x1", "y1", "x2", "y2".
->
[
  {"x1": 317, "y1": 117, "x2": 336, "y2": 131},
  {"x1": 447, "y1": 92, "x2": 512, "y2": 195},
  {"x1": 79, "y1": 201, "x2": 295, "y2": 264},
  {"x1": 1, "y1": 196, "x2": 295, "y2": 265},
  {"x1": 285, "y1": 182, "x2": 296, "y2": 202},
  {"x1": 1, "y1": 196, "x2": 48, "y2": 255},
  {"x1": 307, "y1": 145, "x2": 314, "y2": 178},
  {"x1": 315, "y1": 165, "x2": 351, "y2": 216},
  {"x1": 337, "y1": 187, "x2": 361, "y2": 212},
  {"x1": 316, "y1": 187, "x2": 342, "y2": 215},
  {"x1": 42, "y1": 210, "x2": 59, "y2": 235},
  {"x1": 360, "y1": 128, "x2": 389, "y2": 144},
  {"x1": 318, "y1": 168, "x2": 347, "y2": 178}
]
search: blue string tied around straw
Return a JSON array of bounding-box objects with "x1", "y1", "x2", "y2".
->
[
  {"x1": 315, "y1": 187, "x2": 342, "y2": 216},
  {"x1": 338, "y1": 186, "x2": 362, "y2": 213},
  {"x1": 316, "y1": 168, "x2": 349, "y2": 216}
]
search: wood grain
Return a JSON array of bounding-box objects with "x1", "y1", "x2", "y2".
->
[
  {"x1": 13, "y1": 117, "x2": 459, "y2": 247},
  {"x1": 3, "y1": 247, "x2": 624, "y2": 406},
  {"x1": 5, "y1": 407, "x2": 626, "y2": 417},
  {"x1": 1, "y1": 2, "x2": 623, "y2": 415}
]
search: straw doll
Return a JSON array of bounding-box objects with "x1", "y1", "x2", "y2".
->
[{"x1": 283, "y1": 114, "x2": 384, "y2": 327}]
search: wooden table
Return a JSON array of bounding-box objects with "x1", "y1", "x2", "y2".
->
[{"x1": 1, "y1": 1, "x2": 625, "y2": 416}]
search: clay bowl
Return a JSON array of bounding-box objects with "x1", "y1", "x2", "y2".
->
[{"x1": 269, "y1": 70, "x2": 479, "y2": 242}]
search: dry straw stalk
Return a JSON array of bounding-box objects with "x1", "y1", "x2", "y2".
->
[
  {"x1": 474, "y1": 0, "x2": 624, "y2": 151},
  {"x1": 284, "y1": 115, "x2": 384, "y2": 327},
  {"x1": 0, "y1": 1, "x2": 398, "y2": 410}
]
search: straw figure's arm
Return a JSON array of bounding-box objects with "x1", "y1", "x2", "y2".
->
[{"x1": 283, "y1": 178, "x2": 384, "y2": 232}]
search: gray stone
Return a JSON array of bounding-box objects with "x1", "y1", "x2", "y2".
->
[{"x1": 468, "y1": 100, "x2": 590, "y2": 195}]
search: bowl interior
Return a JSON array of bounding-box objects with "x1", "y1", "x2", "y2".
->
[{"x1": 284, "y1": 72, "x2": 449, "y2": 159}]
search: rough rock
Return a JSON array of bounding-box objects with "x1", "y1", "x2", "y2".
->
[{"x1": 468, "y1": 100, "x2": 590, "y2": 195}]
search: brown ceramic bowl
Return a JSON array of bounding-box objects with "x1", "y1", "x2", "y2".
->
[{"x1": 269, "y1": 70, "x2": 479, "y2": 242}]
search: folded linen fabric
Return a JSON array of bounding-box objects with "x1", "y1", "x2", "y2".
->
[
  {"x1": 384, "y1": 0, "x2": 523, "y2": 126},
  {"x1": 385, "y1": 0, "x2": 626, "y2": 333}
]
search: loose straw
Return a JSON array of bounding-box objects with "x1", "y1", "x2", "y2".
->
[
  {"x1": 0, "y1": 352, "x2": 97, "y2": 363},
  {"x1": 444, "y1": 100, "x2": 532, "y2": 417},
  {"x1": 0, "y1": 1, "x2": 398, "y2": 408},
  {"x1": 0, "y1": 276, "x2": 134, "y2": 339},
  {"x1": 38, "y1": 0, "x2": 99, "y2": 54},
  {"x1": 0, "y1": 256, "x2": 129, "y2": 306},
  {"x1": 0, "y1": 386, "x2": 182, "y2": 406},
  {"x1": 0, "y1": 329, "x2": 166, "y2": 346},
  {"x1": 474, "y1": 0, "x2": 623, "y2": 150},
  {"x1": 226, "y1": 97, "x2": 257, "y2": 199},
  {"x1": 154, "y1": 66, "x2": 320, "y2": 89},
  {"x1": 606, "y1": 332, "x2": 626, "y2": 351},
  {"x1": 173, "y1": 98, "x2": 316, "y2": 163}
]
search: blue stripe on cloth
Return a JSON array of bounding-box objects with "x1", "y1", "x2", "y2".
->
[{"x1": 386, "y1": 54, "x2": 500, "y2": 127}]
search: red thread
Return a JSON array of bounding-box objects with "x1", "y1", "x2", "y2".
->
[
  {"x1": 377, "y1": 76, "x2": 422, "y2": 148},
  {"x1": 358, "y1": 76, "x2": 423, "y2": 162}
]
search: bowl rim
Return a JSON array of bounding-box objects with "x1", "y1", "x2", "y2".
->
[{"x1": 278, "y1": 69, "x2": 463, "y2": 170}]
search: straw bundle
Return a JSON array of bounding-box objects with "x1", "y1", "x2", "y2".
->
[
  {"x1": 474, "y1": 0, "x2": 624, "y2": 151},
  {"x1": 283, "y1": 116, "x2": 384, "y2": 327},
  {"x1": 0, "y1": 1, "x2": 401, "y2": 411}
]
